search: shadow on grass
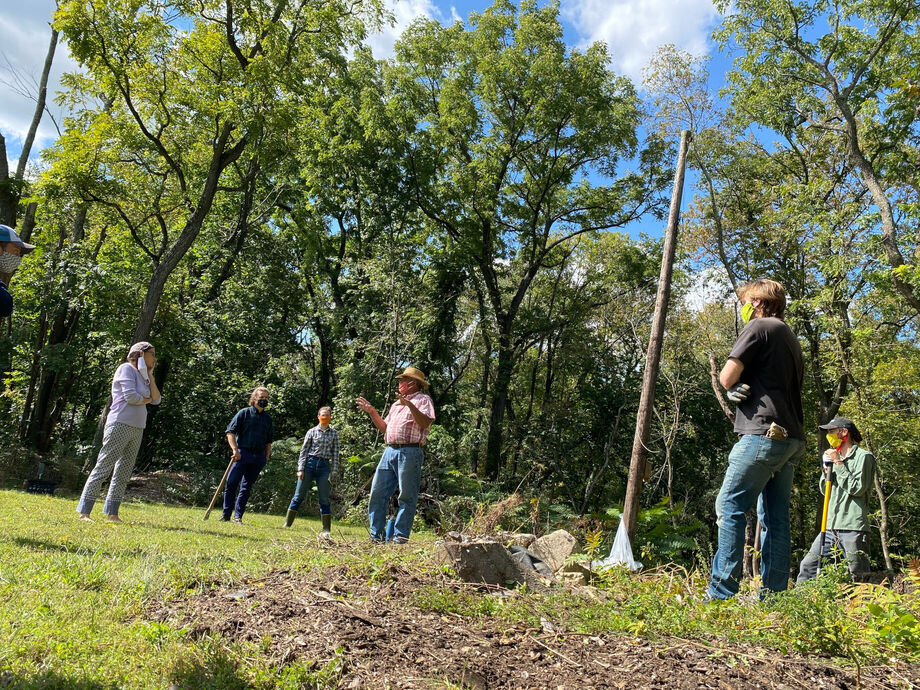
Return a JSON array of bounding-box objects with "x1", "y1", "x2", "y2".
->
[
  {"x1": 169, "y1": 643, "x2": 254, "y2": 690},
  {"x1": 9, "y1": 536, "x2": 148, "y2": 558},
  {"x1": 140, "y1": 522, "x2": 267, "y2": 540},
  {"x1": 0, "y1": 671, "x2": 118, "y2": 689}
]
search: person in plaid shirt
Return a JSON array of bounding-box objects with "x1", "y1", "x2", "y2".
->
[
  {"x1": 356, "y1": 366, "x2": 435, "y2": 544},
  {"x1": 283, "y1": 406, "x2": 339, "y2": 536}
]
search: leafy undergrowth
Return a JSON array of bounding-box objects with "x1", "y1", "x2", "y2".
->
[{"x1": 1, "y1": 490, "x2": 918, "y2": 688}]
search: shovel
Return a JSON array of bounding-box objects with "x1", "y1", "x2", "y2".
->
[
  {"x1": 203, "y1": 457, "x2": 235, "y2": 520},
  {"x1": 815, "y1": 463, "x2": 833, "y2": 576}
]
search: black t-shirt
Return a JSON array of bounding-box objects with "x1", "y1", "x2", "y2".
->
[{"x1": 728, "y1": 317, "x2": 804, "y2": 440}]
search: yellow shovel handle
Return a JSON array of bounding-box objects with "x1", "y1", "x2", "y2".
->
[{"x1": 820, "y1": 476, "x2": 832, "y2": 532}]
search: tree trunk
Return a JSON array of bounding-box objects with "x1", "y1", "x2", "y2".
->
[
  {"x1": 305, "y1": 279, "x2": 334, "y2": 405},
  {"x1": 0, "y1": 134, "x2": 16, "y2": 227},
  {"x1": 743, "y1": 511, "x2": 755, "y2": 578},
  {"x1": 483, "y1": 338, "x2": 514, "y2": 480},
  {"x1": 835, "y1": 93, "x2": 920, "y2": 314},
  {"x1": 0, "y1": 29, "x2": 58, "y2": 226},
  {"x1": 18, "y1": 313, "x2": 49, "y2": 439},
  {"x1": 872, "y1": 472, "x2": 893, "y2": 571},
  {"x1": 16, "y1": 29, "x2": 59, "y2": 181},
  {"x1": 26, "y1": 207, "x2": 87, "y2": 451},
  {"x1": 94, "y1": 123, "x2": 247, "y2": 439}
]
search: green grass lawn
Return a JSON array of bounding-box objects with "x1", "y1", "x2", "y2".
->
[
  {"x1": 0, "y1": 490, "x2": 424, "y2": 689},
  {"x1": 2, "y1": 490, "x2": 918, "y2": 688}
]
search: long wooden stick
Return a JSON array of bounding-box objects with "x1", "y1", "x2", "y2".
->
[
  {"x1": 623, "y1": 129, "x2": 692, "y2": 540},
  {"x1": 203, "y1": 457, "x2": 235, "y2": 520}
]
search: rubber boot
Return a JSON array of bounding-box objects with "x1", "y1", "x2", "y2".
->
[
  {"x1": 283, "y1": 509, "x2": 296, "y2": 528},
  {"x1": 319, "y1": 513, "x2": 332, "y2": 539}
]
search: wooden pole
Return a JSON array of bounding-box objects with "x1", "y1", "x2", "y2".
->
[
  {"x1": 203, "y1": 457, "x2": 235, "y2": 520},
  {"x1": 622, "y1": 130, "x2": 692, "y2": 541}
]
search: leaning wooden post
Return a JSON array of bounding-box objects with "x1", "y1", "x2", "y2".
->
[{"x1": 622, "y1": 130, "x2": 692, "y2": 541}]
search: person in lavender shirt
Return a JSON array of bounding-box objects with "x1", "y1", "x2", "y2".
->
[{"x1": 77, "y1": 342, "x2": 161, "y2": 522}]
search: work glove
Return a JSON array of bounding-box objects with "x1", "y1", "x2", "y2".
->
[{"x1": 726, "y1": 383, "x2": 751, "y2": 403}]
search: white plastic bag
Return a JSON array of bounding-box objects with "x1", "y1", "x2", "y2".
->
[{"x1": 598, "y1": 519, "x2": 642, "y2": 572}]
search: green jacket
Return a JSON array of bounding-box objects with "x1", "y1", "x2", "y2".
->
[{"x1": 820, "y1": 445, "x2": 875, "y2": 532}]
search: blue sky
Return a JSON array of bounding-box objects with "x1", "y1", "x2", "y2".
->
[
  {"x1": 1, "y1": 0, "x2": 727, "y2": 153},
  {"x1": 0, "y1": 0, "x2": 729, "y2": 240}
]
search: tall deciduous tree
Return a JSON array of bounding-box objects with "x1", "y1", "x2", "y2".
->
[
  {"x1": 0, "y1": 24, "x2": 59, "y2": 228},
  {"x1": 386, "y1": 0, "x2": 668, "y2": 479},
  {"x1": 716, "y1": 0, "x2": 920, "y2": 314}
]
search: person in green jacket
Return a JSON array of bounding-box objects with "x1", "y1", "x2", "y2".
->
[{"x1": 796, "y1": 416, "x2": 875, "y2": 583}]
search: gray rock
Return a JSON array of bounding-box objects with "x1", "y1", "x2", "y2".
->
[
  {"x1": 507, "y1": 532, "x2": 536, "y2": 548},
  {"x1": 433, "y1": 539, "x2": 461, "y2": 567},
  {"x1": 436, "y1": 539, "x2": 553, "y2": 589},
  {"x1": 560, "y1": 562, "x2": 592, "y2": 585},
  {"x1": 530, "y1": 529, "x2": 579, "y2": 572}
]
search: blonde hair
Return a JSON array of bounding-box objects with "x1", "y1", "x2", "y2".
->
[
  {"x1": 248, "y1": 386, "x2": 270, "y2": 406},
  {"x1": 738, "y1": 279, "x2": 787, "y2": 320}
]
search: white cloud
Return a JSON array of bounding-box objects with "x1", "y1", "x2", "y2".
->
[
  {"x1": 0, "y1": 1, "x2": 79, "y2": 167},
  {"x1": 561, "y1": 0, "x2": 720, "y2": 82},
  {"x1": 365, "y1": 0, "x2": 442, "y2": 60}
]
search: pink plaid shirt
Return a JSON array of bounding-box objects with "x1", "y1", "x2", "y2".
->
[{"x1": 384, "y1": 392, "x2": 435, "y2": 445}]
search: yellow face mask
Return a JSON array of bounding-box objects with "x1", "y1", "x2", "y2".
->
[
  {"x1": 826, "y1": 432, "x2": 844, "y2": 449},
  {"x1": 741, "y1": 302, "x2": 755, "y2": 324}
]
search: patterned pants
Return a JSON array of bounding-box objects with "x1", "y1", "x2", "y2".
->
[{"x1": 77, "y1": 422, "x2": 144, "y2": 516}]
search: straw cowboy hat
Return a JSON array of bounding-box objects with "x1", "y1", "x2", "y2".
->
[{"x1": 395, "y1": 366, "x2": 429, "y2": 391}]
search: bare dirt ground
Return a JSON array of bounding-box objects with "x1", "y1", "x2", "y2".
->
[{"x1": 150, "y1": 547, "x2": 920, "y2": 690}]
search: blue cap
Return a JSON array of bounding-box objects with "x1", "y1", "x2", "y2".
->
[{"x1": 0, "y1": 224, "x2": 35, "y2": 253}]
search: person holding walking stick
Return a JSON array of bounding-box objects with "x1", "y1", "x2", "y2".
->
[
  {"x1": 220, "y1": 386, "x2": 273, "y2": 524},
  {"x1": 796, "y1": 416, "x2": 875, "y2": 583},
  {"x1": 77, "y1": 342, "x2": 161, "y2": 522}
]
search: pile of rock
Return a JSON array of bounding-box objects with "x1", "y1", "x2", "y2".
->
[{"x1": 434, "y1": 529, "x2": 588, "y2": 589}]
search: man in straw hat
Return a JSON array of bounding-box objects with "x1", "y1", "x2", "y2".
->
[
  {"x1": 356, "y1": 366, "x2": 435, "y2": 544},
  {"x1": 796, "y1": 416, "x2": 875, "y2": 583}
]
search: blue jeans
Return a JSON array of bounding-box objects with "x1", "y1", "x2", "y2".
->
[
  {"x1": 223, "y1": 449, "x2": 267, "y2": 520},
  {"x1": 288, "y1": 456, "x2": 331, "y2": 514},
  {"x1": 708, "y1": 434, "x2": 805, "y2": 600},
  {"x1": 368, "y1": 446, "x2": 423, "y2": 542}
]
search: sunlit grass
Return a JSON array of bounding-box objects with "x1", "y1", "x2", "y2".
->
[
  {"x1": 2, "y1": 490, "x2": 917, "y2": 688},
  {"x1": 0, "y1": 490, "x2": 426, "y2": 688}
]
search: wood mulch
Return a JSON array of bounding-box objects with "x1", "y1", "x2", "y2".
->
[{"x1": 149, "y1": 542, "x2": 920, "y2": 689}]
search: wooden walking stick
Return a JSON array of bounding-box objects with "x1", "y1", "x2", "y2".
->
[
  {"x1": 203, "y1": 457, "x2": 235, "y2": 520},
  {"x1": 816, "y1": 463, "x2": 833, "y2": 576}
]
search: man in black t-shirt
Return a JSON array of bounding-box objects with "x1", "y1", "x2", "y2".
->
[{"x1": 707, "y1": 279, "x2": 806, "y2": 600}]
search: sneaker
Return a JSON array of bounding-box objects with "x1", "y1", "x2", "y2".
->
[
  {"x1": 392, "y1": 536, "x2": 409, "y2": 545},
  {"x1": 217, "y1": 515, "x2": 230, "y2": 522},
  {"x1": 369, "y1": 535, "x2": 384, "y2": 544},
  {"x1": 231, "y1": 516, "x2": 243, "y2": 524}
]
